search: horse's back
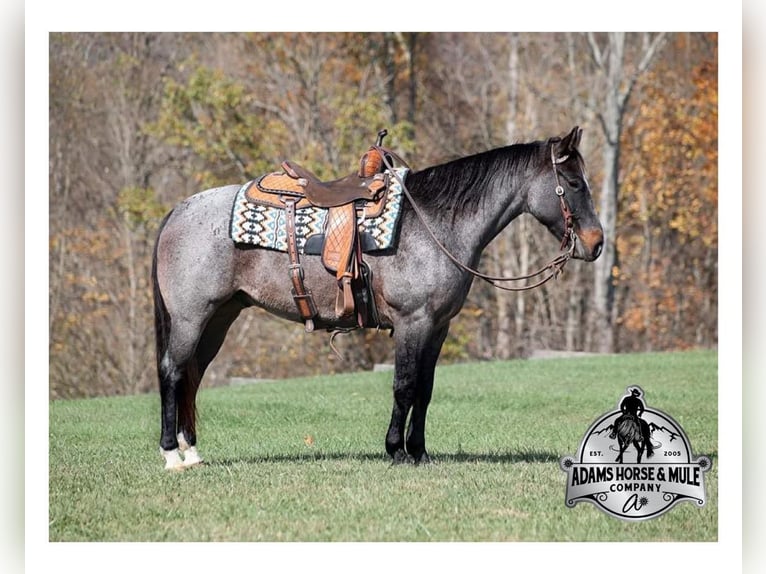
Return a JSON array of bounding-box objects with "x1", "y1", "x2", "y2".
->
[
  {"x1": 155, "y1": 183, "x2": 316, "y2": 322},
  {"x1": 166, "y1": 185, "x2": 241, "y2": 229}
]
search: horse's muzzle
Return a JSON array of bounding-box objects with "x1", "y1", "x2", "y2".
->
[{"x1": 575, "y1": 227, "x2": 604, "y2": 262}]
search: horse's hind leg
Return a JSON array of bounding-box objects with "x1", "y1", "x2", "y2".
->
[
  {"x1": 176, "y1": 297, "x2": 245, "y2": 467},
  {"x1": 634, "y1": 441, "x2": 644, "y2": 464},
  {"x1": 615, "y1": 441, "x2": 625, "y2": 463},
  {"x1": 158, "y1": 316, "x2": 207, "y2": 470},
  {"x1": 174, "y1": 355, "x2": 202, "y2": 468},
  {"x1": 641, "y1": 420, "x2": 654, "y2": 457}
]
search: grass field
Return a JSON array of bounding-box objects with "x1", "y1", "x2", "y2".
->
[{"x1": 48, "y1": 350, "x2": 717, "y2": 542}]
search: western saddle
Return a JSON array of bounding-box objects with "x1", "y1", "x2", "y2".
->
[{"x1": 246, "y1": 130, "x2": 402, "y2": 333}]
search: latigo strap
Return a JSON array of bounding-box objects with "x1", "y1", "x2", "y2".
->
[{"x1": 283, "y1": 197, "x2": 318, "y2": 332}]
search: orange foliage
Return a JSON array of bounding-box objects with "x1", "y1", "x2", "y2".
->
[{"x1": 618, "y1": 47, "x2": 718, "y2": 350}]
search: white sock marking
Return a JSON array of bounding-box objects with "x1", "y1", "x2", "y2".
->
[
  {"x1": 160, "y1": 447, "x2": 184, "y2": 470},
  {"x1": 182, "y1": 446, "x2": 203, "y2": 467},
  {"x1": 177, "y1": 432, "x2": 190, "y2": 452}
]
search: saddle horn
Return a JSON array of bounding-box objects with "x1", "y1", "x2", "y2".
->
[{"x1": 360, "y1": 129, "x2": 389, "y2": 178}]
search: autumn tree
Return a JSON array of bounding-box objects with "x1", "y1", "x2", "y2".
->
[
  {"x1": 579, "y1": 32, "x2": 669, "y2": 353},
  {"x1": 50, "y1": 33, "x2": 174, "y2": 396},
  {"x1": 617, "y1": 36, "x2": 717, "y2": 350},
  {"x1": 49, "y1": 32, "x2": 718, "y2": 398}
]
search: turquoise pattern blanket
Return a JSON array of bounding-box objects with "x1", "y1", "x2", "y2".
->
[{"x1": 230, "y1": 167, "x2": 408, "y2": 253}]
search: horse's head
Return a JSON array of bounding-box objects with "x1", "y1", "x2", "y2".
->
[{"x1": 527, "y1": 127, "x2": 604, "y2": 262}]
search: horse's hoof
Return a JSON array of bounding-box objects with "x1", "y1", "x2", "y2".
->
[
  {"x1": 182, "y1": 446, "x2": 204, "y2": 468},
  {"x1": 391, "y1": 449, "x2": 414, "y2": 465},
  {"x1": 160, "y1": 447, "x2": 186, "y2": 471},
  {"x1": 412, "y1": 452, "x2": 433, "y2": 465}
]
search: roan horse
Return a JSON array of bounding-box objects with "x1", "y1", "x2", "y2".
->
[{"x1": 152, "y1": 126, "x2": 603, "y2": 470}]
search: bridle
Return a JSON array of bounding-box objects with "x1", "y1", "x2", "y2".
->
[
  {"x1": 372, "y1": 143, "x2": 578, "y2": 292},
  {"x1": 551, "y1": 146, "x2": 577, "y2": 252}
]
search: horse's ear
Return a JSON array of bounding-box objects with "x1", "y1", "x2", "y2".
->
[
  {"x1": 563, "y1": 126, "x2": 582, "y2": 151},
  {"x1": 553, "y1": 126, "x2": 582, "y2": 162},
  {"x1": 569, "y1": 126, "x2": 583, "y2": 150}
]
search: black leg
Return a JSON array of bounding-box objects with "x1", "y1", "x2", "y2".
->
[
  {"x1": 386, "y1": 321, "x2": 449, "y2": 464},
  {"x1": 157, "y1": 314, "x2": 207, "y2": 469},
  {"x1": 158, "y1": 356, "x2": 182, "y2": 452},
  {"x1": 641, "y1": 420, "x2": 654, "y2": 457},
  {"x1": 386, "y1": 324, "x2": 429, "y2": 463},
  {"x1": 385, "y1": 367, "x2": 417, "y2": 464},
  {"x1": 405, "y1": 325, "x2": 449, "y2": 464},
  {"x1": 177, "y1": 298, "x2": 244, "y2": 450}
]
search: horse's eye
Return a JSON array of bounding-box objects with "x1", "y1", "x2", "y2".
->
[{"x1": 566, "y1": 179, "x2": 583, "y2": 191}]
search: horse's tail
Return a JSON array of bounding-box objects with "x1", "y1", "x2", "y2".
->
[
  {"x1": 152, "y1": 210, "x2": 174, "y2": 382},
  {"x1": 617, "y1": 416, "x2": 641, "y2": 442},
  {"x1": 152, "y1": 210, "x2": 201, "y2": 439}
]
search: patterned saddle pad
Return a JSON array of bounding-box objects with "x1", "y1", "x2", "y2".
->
[{"x1": 230, "y1": 167, "x2": 408, "y2": 254}]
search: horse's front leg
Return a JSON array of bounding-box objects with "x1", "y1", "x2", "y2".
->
[
  {"x1": 405, "y1": 324, "x2": 449, "y2": 464},
  {"x1": 635, "y1": 441, "x2": 644, "y2": 464},
  {"x1": 386, "y1": 320, "x2": 441, "y2": 464}
]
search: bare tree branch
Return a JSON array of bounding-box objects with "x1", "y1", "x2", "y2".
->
[
  {"x1": 636, "y1": 32, "x2": 668, "y2": 76},
  {"x1": 586, "y1": 32, "x2": 605, "y2": 71},
  {"x1": 620, "y1": 32, "x2": 669, "y2": 107}
]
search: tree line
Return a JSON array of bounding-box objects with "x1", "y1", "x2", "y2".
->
[{"x1": 49, "y1": 32, "x2": 718, "y2": 398}]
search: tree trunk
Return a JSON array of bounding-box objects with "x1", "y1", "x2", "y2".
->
[
  {"x1": 586, "y1": 32, "x2": 666, "y2": 353},
  {"x1": 594, "y1": 120, "x2": 620, "y2": 353},
  {"x1": 565, "y1": 264, "x2": 581, "y2": 351},
  {"x1": 384, "y1": 33, "x2": 398, "y2": 124},
  {"x1": 406, "y1": 33, "x2": 417, "y2": 126},
  {"x1": 494, "y1": 33, "x2": 521, "y2": 359}
]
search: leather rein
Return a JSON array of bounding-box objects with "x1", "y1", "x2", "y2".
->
[{"x1": 373, "y1": 144, "x2": 578, "y2": 292}]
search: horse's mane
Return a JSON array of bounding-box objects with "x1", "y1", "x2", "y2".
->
[{"x1": 403, "y1": 141, "x2": 548, "y2": 213}]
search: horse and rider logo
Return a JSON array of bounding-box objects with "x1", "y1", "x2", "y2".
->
[{"x1": 560, "y1": 386, "x2": 712, "y2": 521}]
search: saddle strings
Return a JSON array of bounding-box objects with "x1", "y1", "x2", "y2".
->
[{"x1": 372, "y1": 145, "x2": 576, "y2": 292}]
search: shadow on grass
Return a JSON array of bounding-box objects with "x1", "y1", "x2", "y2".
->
[
  {"x1": 210, "y1": 449, "x2": 564, "y2": 466},
  {"x1": 209, "y1": 449, "x2": 719, "y2": 468}
]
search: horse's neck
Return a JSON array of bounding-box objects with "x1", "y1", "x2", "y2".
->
[
  {"x1": 404, "y1": 152, "x2": 531, "y2": 265},
  {"x1": 483, "y1": 179, "x2": 528, "y2": 244},
  {"x1": 459, "y1": 169, "x2": 528, "y2": 256}
]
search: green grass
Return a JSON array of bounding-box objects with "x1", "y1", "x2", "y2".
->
[{"x1": 49, "y1": 350, "x2": 717, "y2": 541}]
